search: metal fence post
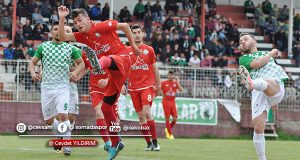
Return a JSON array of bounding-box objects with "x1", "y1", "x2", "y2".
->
[
  {"x1": 16, "y1": 60, "x2": 19, "y2": 102},
  {"x1": 193, "y1": 68, "x2": 197, "y2": 98}
]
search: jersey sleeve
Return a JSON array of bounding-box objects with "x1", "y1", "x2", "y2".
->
[
  {"x1": 34, "y1": 43, "x2": 43, "y2": 59},
  {"x1": 82, "y1": 51, "x2": 92, "y2": 70},
  {"x1": 93, "y1": 20, "x2": 118, "y2": 34},
  {"x1": 73, "y1": 32, "x2": 85, "y2": 43},
  {"x1": 71, "y1": 45, "x2": 82, "y2": 60},
  {"x1": 239, "y1": 55, "x2": 255, "y2": 71}
]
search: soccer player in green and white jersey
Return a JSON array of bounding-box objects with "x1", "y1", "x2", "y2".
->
[
  {"x1": 29, "y1": 21, "x2": 84, "y2": 156},
  {"x1": 238, "y1": 33, "x2": 289, "y2": 160}
]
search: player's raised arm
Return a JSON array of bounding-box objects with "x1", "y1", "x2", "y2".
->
[
  {"x1": 249, "y1": 49, "x2": 280, "y2": 69},
  {"x1": 58, "y1": 6, "x2": 76, "y2": 41},
  {"x1": 175, "y1": 76, "x2": 183, "y2": 92},
  {"x1": 117, "y1": 23, "x2": 141, "y2": 55}
]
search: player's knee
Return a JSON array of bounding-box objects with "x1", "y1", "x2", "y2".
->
[
  {"x1": 45, "y1": 119, "x2": 53, "y2": 125},
  {"x1": 96, "y1": 110, "x2": 104, "y2": 119},
  {"x1": 173, "y1": 117, "x2": 178, "y2": 122},
  {"x1": 103, "y1": 94, "x2": 118, "y2": 105},
  {"x1": 254, "y1": 124, "x2": 265, "y2": 133},
  {"x1": 137, "y1": 111, "x2": 146, "y2": 122}
]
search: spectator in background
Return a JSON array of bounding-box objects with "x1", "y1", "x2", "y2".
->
[
  {"x1": 32, "y1": 23, "x2": 45, "y2": 40},
  {"x1": 244, "y1": 0, "x2": 255, "y2": 14},
  {"x1": 152, "y1": 34, "x2": 165, "y2": 56},
  {"x1": 15, "y1": 29, "x2": 26, "y2": 45},
  {"x1": 23, "y1": 19, "x2": 33, "y2": 40},
  {"x1": 90, "y1": 3, "x2": 102, "y2": 20},
  {"x1": 207, "y1": 0, "x2": 217, "y2": 16},
  {"x1": 152, "y1": 26, "x2": 162, "y2": 40},
  {"x1": 102, "y1": 2, "x2": 110, "y2": 21},
  {"x1": 225, "y1": 40, "x2": 235, "y2": 56},
  {"x1": 170, "y1": 52, "x2": 180, "y2": 65},
  {"x1": 119, "y1": 6, "x2": 131, "y2": 22},
  {"x1": 186, "y1": 45, "x2": 197, "y2": 63},
  {"x1": 173, "y1": 43, "x2": 181, "y2": 54},
  {"x1": 144, "y1": 0, "x2": 152, "y2": 14},
  {"x1": 50, "y1": 9, "x2": 59, "y2": 23},
  {"x1": 40, "y1": 0, "x2": 52, "y2": 18},
  {"x1": 134, "y1": 0, "x2": 145, "y2": 21},
  {"x1": 144, "y1": 10, "x2": 152, "y2": 41},
  {"x1": 187, "y1": 23, "x2": 196, "y2": 40},
  {"x1": 1, "y1": 10, "x2": 12, "y2": 31},
  {"x1": 292, "y1": 42, "x2": 300, "y2": 67},
  {"x1": 254, "y1": 4, "x2": 263, "y2": 19},
  {"x1": 162, "y1": 15, "x2": 174, "y2": 31},
  {"x1": 164, "y1": 0, "x2": 178, "y2": 15},
  {"x1": 66, "y1": 0, "x2": 75, "y2": 10},
  {"x1": 212, "y1": 68, "x2": 224, "y2": 86},
  {"x1": 161, "y1": 44, "x2": 173, "y2": 63},
  {"x1": 279, "y1": 5, "x2": 289, "y2": 22},
  {"x1": 180, "y1": 35, "x2": 191, "y2": 54},
  {"x1": 194, "y1": 36, "x2": 202, "y2": 52},
  {"x1": 27, "y1": 0, "x2": 38, "y2": 16},
  {"x1": 26, "y1": 44, "x2": 35, "y2": 59},
  {"x1": 152, "y1": 0, "x2": 163, "y2": 23},
  {"x1": 13, "y1": 44, "x2": 25, "y2": 60},
  {"x1": 274, "y1": 29, "x2": 288, "y2": 51},
  {"x1": 200, "y1": 53, "x2": 212, "y2": 68},
  {"x1": 178, "y1": 53, "x2": 188, "y2": 66},
  {"x1": 262, "y1": 0, "x2": 272, "y2": 15},
  {"x1": 188, "y1": 53, "x2": 200, "y2": 68},
  {"x1": 3, "y1": 44, "x2": 14, "y2": 73},
  {"x1": 32, "y1": 8, "x2": 44, "y2": 24},
  {"x1": 270, "y1": 4, "x2": 279, "y2": 18}
]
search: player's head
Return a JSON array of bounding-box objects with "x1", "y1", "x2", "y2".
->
[
  {"x1": 131, "y1": 24, "x2": 144, "y2": 44},
  {"x1": 239, "y1": 33, "x2": 257, "y2": 54},
  {"x1": 168, "y1": 70, "x2": 175, "y2": 80},
  {"x1": 72, "y1": 8, "x2": 90, "y2": 33},
  {"x1": 51, "y1": 21, "x2": 60, "y2": 42}
]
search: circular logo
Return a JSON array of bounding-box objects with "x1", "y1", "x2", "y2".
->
[
  {"x1": 57, "y1": 123, "x2": 67, "y2": 133},
  {"x1": 16, "y1": 123, "x2": 27, "y2": 133},
  {"x1": 48, "y1": 141, "x2": 54, "y2": 146}
]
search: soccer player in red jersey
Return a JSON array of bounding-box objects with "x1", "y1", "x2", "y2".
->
[
  {"x1": 127, "y1": 25, "x2": 161, "y2": 151},
  {"x1": 77, "y1": 52, "x2": 112, "y2": 152},
  {"x1": 57, "y1": 6, "x2": 140, "y2": 160},
  {"x1": 161, "y1": 71, "x2": 183, "y2": 139}
]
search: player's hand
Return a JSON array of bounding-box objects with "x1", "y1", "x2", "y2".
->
[
  {"x1": 69, "y1": 71, "x2": 78, "y2": 82},
  {"x1": 153, "y1": 85, "x2": 161, "y2": 96},
  {"x1": 131, "y1": 44, "x2": 141, "y2": 56},
  {"x1": 98, "y1": 78, "x2": 109, "y2": 88},
  {"x1": 174, "y1": 76, "x2": 180, "y2": 83},
  {"x1": 31, "y1": 72, "x2": 41, "y2": 82},
  {"x1": 269, "y1": 49, "x2": 281, "y2": 58},
  {"x1": 58, "y1": 6, "x2": 70, "y2": 18},
  {"x1": 121, "y1": 85, "x2": 127, "y2": 95}
]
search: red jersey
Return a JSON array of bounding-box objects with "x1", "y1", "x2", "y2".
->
[
  {"x1": 74, "y1": 20, "x2": 128, "y2": 56},
  {"x1": 161, "y1": 80, "x2": 179, "y2": 100},
  {"x1": 127, "y1": 44, "x2": 156, "y2": 91},
  {"x1": 82, "y1": 52, "x2": 109, "y2": 93}
]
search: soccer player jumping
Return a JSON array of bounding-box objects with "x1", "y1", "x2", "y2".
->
[
  {"x1": 127, "y1": 25, "x2": 161, "y2": 151},
  {"x1": 238, "y1": 33, "x2": 288, "y2": 160},
  {"x1": 58, "y1": 6, "x2": 140, "y2": 160}
]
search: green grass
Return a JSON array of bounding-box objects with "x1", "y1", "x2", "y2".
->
[{"x1": 0, "y1": 135, "x2": 299, "y2": 160}]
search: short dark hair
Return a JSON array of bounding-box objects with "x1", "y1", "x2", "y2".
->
[
  {"x1": 51, "y1": 21, "x2": 59, "y2": 30},
  {"x1": 239, "y1": 32, "x2": 256, "y2": 41},
  {"x1": 131, "y1": 24, "x2": 143, "y2": 31},
  {"x1": 168, "y1": 70, "x2": 175, "y2": 74},
  {"x1": 72, "y1": 8, "x2": 89, "y2": 19}
]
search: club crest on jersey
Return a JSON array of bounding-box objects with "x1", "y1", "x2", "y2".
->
[
  {"x1": 173, "y1": 84, "x2": 176, "y2": 87},
  {"x1": 95, "y1": 33, "x2": 101, "y2": 37},
  {"x1": 143, "y1": 49, "x2": 149, "y2": 55}
]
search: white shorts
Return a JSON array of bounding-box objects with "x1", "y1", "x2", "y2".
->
[
  {"x1": 69, "y1": 91, "x2": 79, "y2": 115},
  {"x1": 41, "y1": 87, "x2": 70, "y2": 120},
  {"x1": 251, "y1": 83, "x2": 285, "y2": 120}
]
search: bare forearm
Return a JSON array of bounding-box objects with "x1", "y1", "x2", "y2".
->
[
  {"x1": 250, "y1": 54, "x2": 272, "y2": 69},
  {"x1": 154, "y1": 64, "x2": 161, "y2": 87},
  {"x1": 58, "y1": 17, "x2": 66, "y2": 41},
  {"x1": 73, "y1": 60, "x2": 85, "y2": 75},
  {"x1": 120, "y1": 23, "x2": 135, "y2": 47}
]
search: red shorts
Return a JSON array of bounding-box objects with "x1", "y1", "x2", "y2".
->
[
  {"x1": 162, "y1": 99, "x2": 178, "y2": 119},
  {"x1": 129, "y1": 87, "x2": 156, "y2": 112},
  {"x1": 90, "y1": 91, "x2": 105, "y2": 108},
  {"x1": 105, "y1": 54, "x2": 131, "y2": 97}
]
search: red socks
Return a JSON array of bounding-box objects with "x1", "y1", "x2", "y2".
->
[
  {"x1": 166, "y1": 120, "x2": 172, "y2": 135},
  {"x1": 141, "y1": 123, "x2": 151, "y2": 143},
  {"x1": 101, "y1": 102, "x2": 120, "y2": 147},
  {"x1": 96, "y1": 119, "x2": 109, "y2": 143},
  {"x1": 170, "y1": 120, "x2": 176, "y2": 128},
  {"x1": 99, "y1": 56, "x2": 112, "y2": 69},
  {"x1": 147, "y1": 120, "x2": 157, "y2": 140}
]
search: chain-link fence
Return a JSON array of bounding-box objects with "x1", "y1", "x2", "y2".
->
[{"x1": 0, "y1": 60, "x2": 299, "y2": 109}]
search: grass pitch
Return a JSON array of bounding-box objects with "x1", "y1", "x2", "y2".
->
[{"x1": 0, "y1": 135, "x2": 299, "y2": 160}]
